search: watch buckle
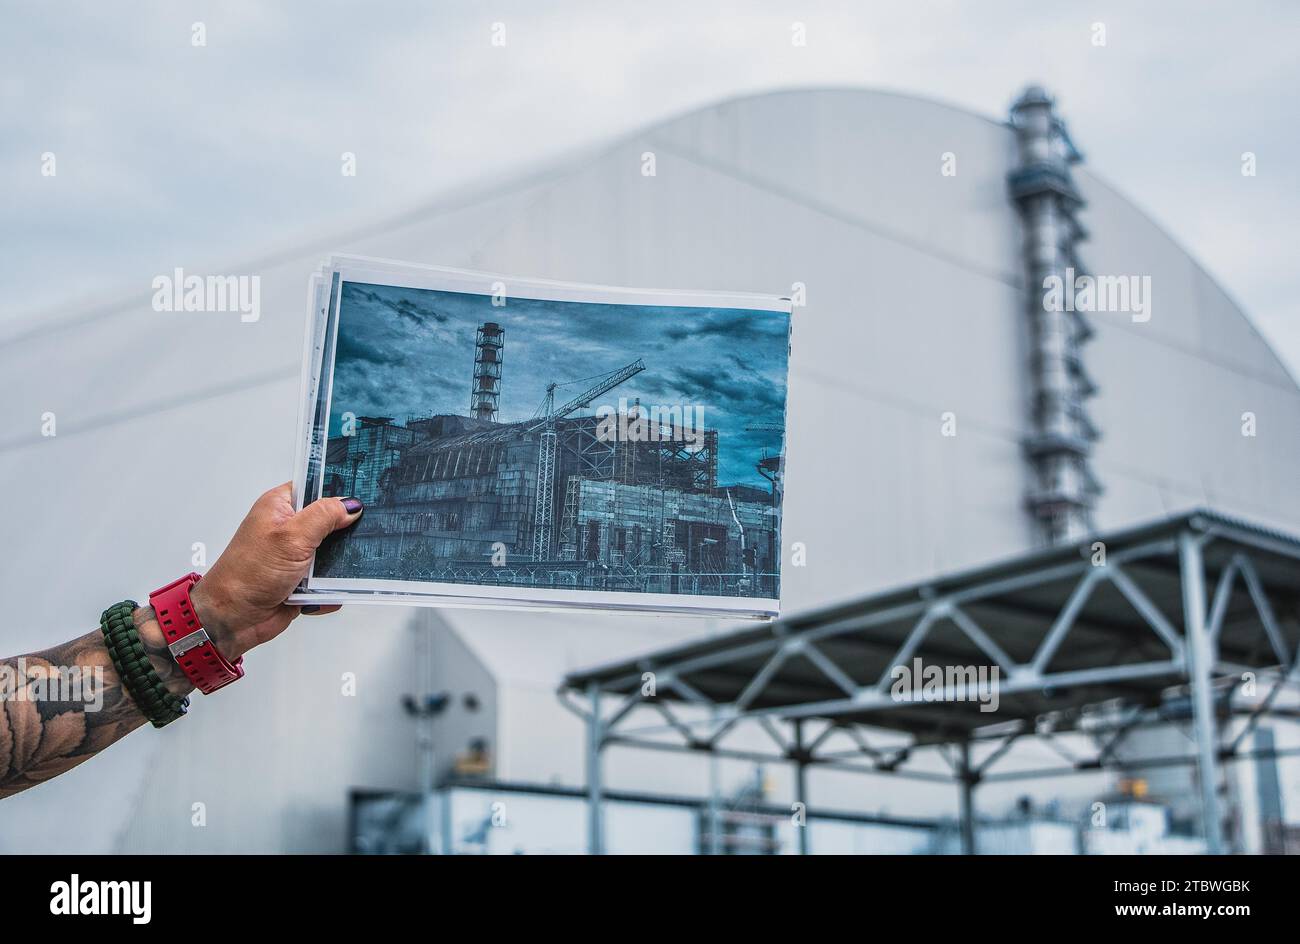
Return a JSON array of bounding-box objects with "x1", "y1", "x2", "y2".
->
[{"x1": 169, "y1": 629, "x2": 210, "y2": 659}]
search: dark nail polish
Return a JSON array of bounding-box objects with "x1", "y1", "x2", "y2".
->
[
  {"x1": 342, "y1": 497, "x2": 363, "y2": 514},
  {"x1": 301, "y1": 605, "x2": 321, "y2": 614}
]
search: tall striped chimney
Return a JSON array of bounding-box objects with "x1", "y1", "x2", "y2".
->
[{"x1": 471, "y1": 322, "x2": 504, "y2": 422}]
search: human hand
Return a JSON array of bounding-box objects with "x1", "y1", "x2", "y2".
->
[{"x1": 187, "y1": 483, "x2": 362, "y2": 660}]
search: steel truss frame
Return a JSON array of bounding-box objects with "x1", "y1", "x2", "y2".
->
[{"x1": 560, "y1": 515, "x2": 1300, "y2": 854}]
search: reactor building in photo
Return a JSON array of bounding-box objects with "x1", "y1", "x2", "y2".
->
[{"x1": 318, "y1": 320, "x2": 780, "y2": 598}]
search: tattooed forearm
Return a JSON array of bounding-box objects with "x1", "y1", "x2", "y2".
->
[{"x1": 0, "y1": 607, "x2": 193, "y2": 799}]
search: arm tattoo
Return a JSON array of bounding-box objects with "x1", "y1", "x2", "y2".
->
[{"x1": 0, "y1": 607, "x2": 193, "y2": 799}]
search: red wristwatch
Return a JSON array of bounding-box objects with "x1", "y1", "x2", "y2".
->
[{"x1": 149, "y1": 573, "x2": 244, "y2": 695}]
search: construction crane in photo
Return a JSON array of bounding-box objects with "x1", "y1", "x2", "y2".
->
[
  {"x1": 745, "y1": 422, "x2": 784, "y2": 500},
  {"x1": 530, "y1": 359, "x2": 646, "y2": 561}
]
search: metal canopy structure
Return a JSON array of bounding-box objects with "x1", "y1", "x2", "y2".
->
[{"x1": 561, "y1": 509, "x2": 1300, "y2": 854}]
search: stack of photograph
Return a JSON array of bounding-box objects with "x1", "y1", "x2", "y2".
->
[{"x1": 290, "y1": 255, "x2": 792, "y2": 619}]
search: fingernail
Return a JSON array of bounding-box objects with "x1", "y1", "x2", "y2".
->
[
  {"x1": 301, "y1": 605, "x2": 321, "y2": 614},
  {"x1": 342, "y1": 497, "x2": 363, "y2": 514}
]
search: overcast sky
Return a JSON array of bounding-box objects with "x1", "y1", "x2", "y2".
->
[
  {"x1": 3, "y1": 0, "x2": 1297, "y2": 375},
  {"x1": 328, "y1": 282, "x2": 789, "y2": 487}
]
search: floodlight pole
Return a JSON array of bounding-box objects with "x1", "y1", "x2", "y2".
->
[
  {"x1": 958, "y1": 741, "x2": 977, "y2": 855},
  {"x1": 586, "y1": 682, "x2": 605, "y2": 855},
  {"x1": 1180, "y1": 528, "x2": 1225, "y2": 854}
]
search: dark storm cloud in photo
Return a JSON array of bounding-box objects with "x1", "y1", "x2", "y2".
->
[{"x1": 327, "y1": 282, "x2": 789, "y2": 487}]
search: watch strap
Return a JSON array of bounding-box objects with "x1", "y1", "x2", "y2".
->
[{"x1": 149, "y1": 573, "x2": 244, "y2": 695}]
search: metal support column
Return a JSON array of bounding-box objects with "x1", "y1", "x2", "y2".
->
[
  {"x1": 958, "y1": 741, "x2": 977, "y2": 855},
  {"x1": 413, "y1": 614, "x2": 439, "y2": 854},
  {"x1": 586, "y1": 682, "x2": 605, "y2": 855},
  {"x1": 794, "y1": 720, "x2": 810, "y2": 855},
  {"x1": 707, "y1": 711, "x2": 723, "y2": 855},
  {"x1": 1180, "y1": 529, "x2": 1225, "y2": 854}
]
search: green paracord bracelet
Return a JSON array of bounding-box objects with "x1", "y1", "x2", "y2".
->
[{"x1": 99, "y1": 600, "x2": 189, "y2": 728}]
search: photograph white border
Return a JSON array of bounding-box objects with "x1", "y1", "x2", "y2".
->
[{"x1": 294, "y1": 254, "x2": 790, "y2": 619}]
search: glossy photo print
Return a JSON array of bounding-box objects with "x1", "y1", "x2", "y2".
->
[{"x1": 298, "y1": 259, "x2": 792, "y2": 617}]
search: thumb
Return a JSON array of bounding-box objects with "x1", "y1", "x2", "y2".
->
[{"x1": 288, "y1": 496, "x2": 363, "y2": 549}]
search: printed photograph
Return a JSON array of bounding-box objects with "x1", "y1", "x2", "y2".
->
[{"x1": 311, "y1": 279, "x2": 790, "y2": 600}]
